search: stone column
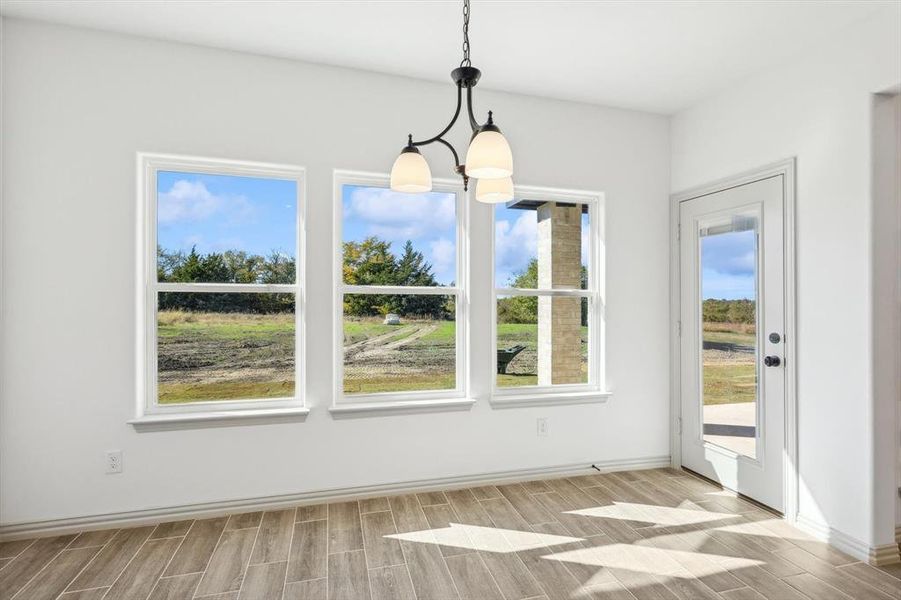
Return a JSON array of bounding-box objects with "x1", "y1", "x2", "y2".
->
[{"x1": 537, "y1": 202, "x2": 583, "y2": 385}]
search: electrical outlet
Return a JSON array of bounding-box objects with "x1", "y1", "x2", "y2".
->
[
  {"x1": 537, "y1": 417, "x2": 549, "y2": 437},
  {"x1": 106, "y1": 450, "x2": 123, "y2": 474}
]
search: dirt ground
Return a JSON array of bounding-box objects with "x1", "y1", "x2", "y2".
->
[
  {"x1": 342, "y1": 319, "x2": 456, "y2": 393},
  {"x1": 157, "y1": 311, "x2": 295, "y2": 403},
  {"x1": 156, "y1": 312, "x2": 590, "y2": 401}
]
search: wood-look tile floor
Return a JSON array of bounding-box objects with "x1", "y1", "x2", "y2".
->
[{"x1": 2, "y1": 468, "x2": 900, "y2": 600}]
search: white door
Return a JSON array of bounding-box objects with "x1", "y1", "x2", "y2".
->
[{"x1": 679, "y1": 175, "x2": 785, "y2": 511}]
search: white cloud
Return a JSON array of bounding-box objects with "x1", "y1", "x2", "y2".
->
[
  {"x1": 369, "y1": 224, "x2": 424, "y2": 242},
  {"x1": 347, "y1": 187, "x2": 455, "y2": 241},
  {"x1": 701, "y1": 268, "x2": 756, "y2": 300},
  {"x1": 429, "y1": 238, "x2": 456, "y2": 281},
  {"x1": 495, "y1": 211, "x2": 592, "y2": 284},
  {"x1": 702, "y1": 231, "x2": 756, "y2": 275},
  {"x1": 158, "y1": 179, "x2": 254, "y2": 225},
  {"x1": 495, "y1": 212, "x2": 537, "y2": 284}
]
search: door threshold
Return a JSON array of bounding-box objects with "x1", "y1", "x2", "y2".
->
[{"x1": 679, "y1": 466, "x2": 783, "y2": 517}]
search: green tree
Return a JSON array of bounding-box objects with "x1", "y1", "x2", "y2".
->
[
  {"x1": 260, "y1": 251, "x2": 296, "y2": 285},
  {"x1": 341, "y1": 237, "x2": 450, "y2": 319},
  {"x1": 702, "y1": 298, "x2": 756, "y2": 324},
  {"x1": 219, "y1": 250, "x2": 261, "y2": 283},
  {"x1": 395, "y1": 241, "x2": 447, "y2": 317},
  {"x1": 343, "y1": 237, "x2": 399, "y2": 316},
  {"x1": 498, "y1": 259, "x2": 538, "y2": 324},
  {"x1": 157, "y1": 246, "x2": 185, "y2": 281}
]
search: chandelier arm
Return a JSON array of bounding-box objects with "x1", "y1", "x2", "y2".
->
[
  {"x1": 412, "y1": 83, "x2": 463, "y2": 147},
  {"x1": 432, "y1": 137, "x2": 461, "y2": 168},
  {"x1": 465, "y1": 86, "x2": 480, "y2": 131}
]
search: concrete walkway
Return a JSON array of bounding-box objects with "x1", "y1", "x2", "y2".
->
[{"x1": 703, "y1": 401, "x2": 757, "y2": 457}]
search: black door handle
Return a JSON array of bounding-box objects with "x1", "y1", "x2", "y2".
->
[{"x1": 764, "y1": 355, "x2": 781, "y2": 367}]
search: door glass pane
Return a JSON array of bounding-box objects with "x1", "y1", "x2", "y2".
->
[{"x1": 700, "y1": 217, "x2": 758, "y2": 458}]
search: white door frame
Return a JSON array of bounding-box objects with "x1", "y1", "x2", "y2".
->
[{"x1": 669, "y1": 158, "x2": 798, "y2": 523}]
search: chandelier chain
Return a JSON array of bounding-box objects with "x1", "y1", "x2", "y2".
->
[{"x1": 461, "y1": 0, "x2": 471, "y2": 67}]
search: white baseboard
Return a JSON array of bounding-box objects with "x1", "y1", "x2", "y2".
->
[
  {"x1": 0, "y1": 455, "x2": 670, "y2": 541},
  {"x1": 795, "y1": 514, "x2": 901, "y2": 565}
]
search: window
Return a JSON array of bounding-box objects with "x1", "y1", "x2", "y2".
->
[
  {"x1": 334, "y1": 171, "x2": 466, "y2": 405},
  {"x1": 493, "y1": 187, "x2": 605, "y2": 402},
  {"x1": 137, "y1": 154, "x2": 305, "y2": 419}
]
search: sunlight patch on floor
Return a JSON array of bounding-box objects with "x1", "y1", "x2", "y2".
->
[
  {"x1": 541, "y1": 543, "x2": 763, "y2": 578},
  {"x1": 566, "y1": 502, "x2": 738, "y2": 527},
  {"x1": 754, "y1": 517, "x2": 818, "y2": 541},
  {"x1": 386, "y1": 523, "x2": 583, "y2": 552},
  {"x1": 714, "y1": 519, "x2": 813, "y2": 543},
  {"x1": 573, "y1": 572, "x2": 626, "y2": 592},
  {"x1": 706, "y1": 489, "x2": 742, "y2": 498}
]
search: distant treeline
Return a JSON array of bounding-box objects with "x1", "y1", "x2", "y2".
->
[
  {"x1": 157, "y1": 247, "x2": 295, "y2": 313},
  {"x1": 158, "y1": 243, "x2": 599, "y2": 323},
  {"x1": 702, "y1": 298, "x2": 755, "y2": 324},
  {"x1": 157, "y1": 238, "x2": 453, "y2": 317}
]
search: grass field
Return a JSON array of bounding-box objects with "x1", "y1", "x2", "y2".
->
[
  {"x1": 157, "y1": 311, "x2": 588, "y2": 403},
  {"x1": 702, "y1": 321, "x2": 756, "y2": 405}
]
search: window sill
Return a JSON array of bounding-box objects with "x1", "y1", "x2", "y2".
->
[
  {"x1": 329, "y1": 397, "x2": 476, "y2": 419},
  {"x1": 129, "y1": 406, "x2": 310, "y2": 431},
  {"x1": 489, "y1": 390, "x2": 612, "y2": 409}
]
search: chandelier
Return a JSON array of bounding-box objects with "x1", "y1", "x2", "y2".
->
[{"x1": 389, "y1": 0, "x2": 514, "y2": 203}]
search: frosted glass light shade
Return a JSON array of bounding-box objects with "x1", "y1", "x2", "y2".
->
[
  {"x1": 475, "y1": 176, "x2": 514, "y2": 204},
  {"x1": 390, "y1": 149, "x2": 432, "y2": 193},
  {"x1": 466, "y1": 129, "x2": 513, "y2": 179}
]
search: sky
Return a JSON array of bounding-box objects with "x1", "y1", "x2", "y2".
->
[
  {"x1": 495, "y1": 204, "x2": 589, "y2": 287},
  {"x1": 342, "y1": 185, "x2": 457, "y2": 285},
  {"x1": 155, "y1": 175, "x2": 617, "y2": 291},
  {"x1": 157, "y1": 171, "x2": 297, "y2": 258},
  {"x1": 701, "y1": 229, "x2": 756, "y2": 300}
]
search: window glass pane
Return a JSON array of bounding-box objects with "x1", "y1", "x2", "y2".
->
[
  {"x1": 343, "y1": 294, "x2": 456, "y2": 394},
  {"x1": 157, "y1": 292, "x2": 295, "y2": 404},
  {"x1": 497, "y1": 295, "x2": 588, "y2": 387},
  {"x1": 700, "y1": 221, "x2": 758, "y2": 458},
  {"x1": 342, "y1": 185, "x2": 456, "y2": 286},
  {"x1": 495, "y1": 199, "x2": 589, "y2": 289},
  {"x1": 157, "y1": 171, "x2": 297, "y2": 283}
]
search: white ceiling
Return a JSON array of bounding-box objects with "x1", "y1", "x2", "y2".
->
[{"x1": 1, "y1": 1, "x2": 892, "y2": 114}]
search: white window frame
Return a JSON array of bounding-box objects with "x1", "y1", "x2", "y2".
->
[
  {"x1": 133, "y1": 153, "x2": 307, "y2": 425},
  {"x1": 490, "y1": 184, "x2": 610, "y2": 407},
  {"x1": 332, "y1": 170, "x2": 470, "y2": 411}
]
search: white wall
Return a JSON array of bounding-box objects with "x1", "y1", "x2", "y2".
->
[
  {"x1": 671, "y1": 6, "x2": 901, "y2": 549},
  {"x1": 0, "y1": 19, "x2": 671, "y2": 526}
]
